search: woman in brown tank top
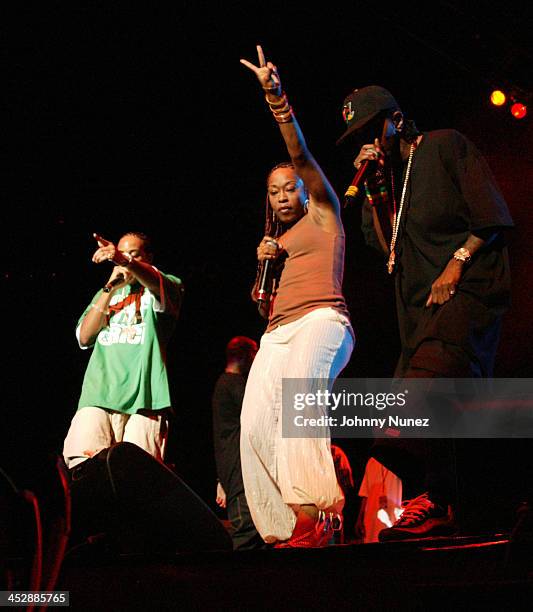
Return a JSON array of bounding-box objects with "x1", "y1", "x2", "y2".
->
[{"x1": 238, "y1": 46, "x2": 355, "y2": 548}]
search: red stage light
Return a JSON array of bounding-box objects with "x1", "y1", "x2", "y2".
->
[
  {"x1": 490, "y1": 90, "x2": 506, "y2": 106},
  {"x1": 510, "y1": 103, "x2": 527, "y2": 119}
]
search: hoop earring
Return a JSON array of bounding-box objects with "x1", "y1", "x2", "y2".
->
[{"x1": 304, "y1": 198, "x2": 309, "y2": 212}]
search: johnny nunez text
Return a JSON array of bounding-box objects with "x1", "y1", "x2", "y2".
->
[{"x1": 293, "y1": 415, "x2": 430, "y2": 428}]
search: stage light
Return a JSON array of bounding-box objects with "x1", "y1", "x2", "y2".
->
[
  {"x1": 510, "y1": 102, "x2": 527, "y2": 119},
  {"x1": 490, "y1": 90, "x2": 506, "y2": 106}
]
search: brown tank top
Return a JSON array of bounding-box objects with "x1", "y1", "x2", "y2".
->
[{"x1": 266, "y1": 214, "x2": 350, "y2": 332}]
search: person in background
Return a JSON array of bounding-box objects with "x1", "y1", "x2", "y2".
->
[
  {"x1": 355, "y1": 457, "x2": 403, "y2": 544},
  {"x1": 330, "y1": 444, "x2": 356, "y2": 544},
  {"x1": 212, "y1": 336, "x2": 264, "y2": 551}
]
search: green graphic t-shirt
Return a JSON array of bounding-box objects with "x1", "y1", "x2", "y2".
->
[{"x1": 77, "y1": 270, "x2": 183, "y2": 414}]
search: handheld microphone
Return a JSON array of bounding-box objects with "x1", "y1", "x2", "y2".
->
[
  {"x1": 257, "y1": 261, "x2": 271, "y2": 304},
  {"x1": 102, "y1": 273, "x2": 125, "y2": 293},
  {"x1": 257, "y1": 240, "x2": 278, "y2": 307},
  {"x1": 343, "y1": 160, "x2": 372, "y2": 208}
]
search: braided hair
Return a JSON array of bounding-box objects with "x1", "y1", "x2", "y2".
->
[
  {"x1": 264, "y1": 162, "x2": 295, "y2": 239},
  {"x1": 253, "y1": 162, "x2": 298, "y2": 317}
]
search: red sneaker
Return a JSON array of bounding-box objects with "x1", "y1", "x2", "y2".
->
[{"x1": 274, "y1": 512, "x2": 339, "y2": 549}]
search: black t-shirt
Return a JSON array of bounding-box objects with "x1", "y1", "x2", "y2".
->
[
  {"x1": 362, "y1": 129, "x2": 514, "y2": 375},
  {"x1": 212, "y1": 372, "x2": 246, "y2": 498}
]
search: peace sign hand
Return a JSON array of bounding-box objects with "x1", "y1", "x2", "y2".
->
[{"x1": 240, "y1": 44, "x2": 282, "y2": 95}]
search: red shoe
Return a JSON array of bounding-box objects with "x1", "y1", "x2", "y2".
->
[{"x1": 274, "y1": 512, "x2": 339, "y2": 549}]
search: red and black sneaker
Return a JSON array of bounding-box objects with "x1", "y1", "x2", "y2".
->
[{"x1": 378, "y1": 493, "x2": 457, "y2": 542}]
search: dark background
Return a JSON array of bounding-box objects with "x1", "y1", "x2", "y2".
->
[{"x1": 3, "y1": 2, "x2": 532, "y2": 532}]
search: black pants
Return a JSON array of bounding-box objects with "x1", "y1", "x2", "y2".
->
[
  {"x1": 226, "y1": 490, "x2": 264, "y2": 551},
  {"x1": 371, "y1": 339, "x2": 476, "y2": 507}
]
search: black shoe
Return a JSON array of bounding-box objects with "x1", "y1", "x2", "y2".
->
[{"x1": 378, "y1": 493, "x2": 457, "y2": 542}]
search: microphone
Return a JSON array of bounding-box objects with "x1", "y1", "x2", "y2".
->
[
  {"x1": 343, "y1": 160, "x2": 373, "y2": 208},
  {"x1": 102, "y1": 273, "x2": 125, "y2": 293},
  {"x1": 257, "y1": 261, "x2": 271, "y2": 304},
  {"x1": 257, "y1": 240, "x2": 278, "y2": 307}
]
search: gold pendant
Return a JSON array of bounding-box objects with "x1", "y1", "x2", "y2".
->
[{"x1": 387, "y1": 251, "x2": 395, "y2": 274}]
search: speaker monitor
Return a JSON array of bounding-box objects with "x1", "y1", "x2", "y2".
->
[{"x1": 69, "y1": 442, "x2": 232, "y2": 554}]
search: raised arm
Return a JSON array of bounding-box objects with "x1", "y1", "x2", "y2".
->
[{"x1": 240, "y1": 45, "x2": 341, "y2": 232}]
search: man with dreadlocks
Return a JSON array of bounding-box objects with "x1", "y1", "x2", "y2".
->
[
  {"x1": 239, "y1": 46, "x2": 355, "y2": 548},
  {"x1": 63, "y1": 231, "x2": 184, "y2": 470},
  {"x1": 336, "y1": 86, "x2": 513, "y2": 540}
]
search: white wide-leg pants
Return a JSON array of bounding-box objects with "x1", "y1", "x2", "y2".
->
[{"x1": 240, "y1": 307, "x2": 355, "y2": 543}]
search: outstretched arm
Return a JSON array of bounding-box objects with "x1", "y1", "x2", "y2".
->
[
  {"x1": 241, "y1": 45, "x2": 341, "y2": 233},
  {"x1": 92, "y1": 233, "x2": 162, "y2": 297},
  {"x1": 78, "y1": 233, "x2": 166, "y2": 346}
]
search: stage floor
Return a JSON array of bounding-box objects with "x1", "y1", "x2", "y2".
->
[{"x1": 52, "y1": 533, "x2": 532, "y2": 610}]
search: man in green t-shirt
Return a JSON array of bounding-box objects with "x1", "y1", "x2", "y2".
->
[{"x1": 63, "y1": 231, "x2": 184, "y2": 469}]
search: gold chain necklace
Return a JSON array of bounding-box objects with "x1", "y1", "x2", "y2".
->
[{"x1": 387, "y1": 143, "x2": 415, "y2": 274}]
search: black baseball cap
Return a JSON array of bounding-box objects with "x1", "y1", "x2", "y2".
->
[{"x1": 336, "y1": 85, "x2": 401, "y2": 146}]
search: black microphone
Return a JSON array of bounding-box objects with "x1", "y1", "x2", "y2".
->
[
  {"x1": 102, "y1": 273, "x2": 125, "y2": 293},
  {"x1": 257, "y1": 240, "x2": 278, "y2": 307},
  {"x1": 343, "y1": 160, "x2": 373, "y2": 208}
]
